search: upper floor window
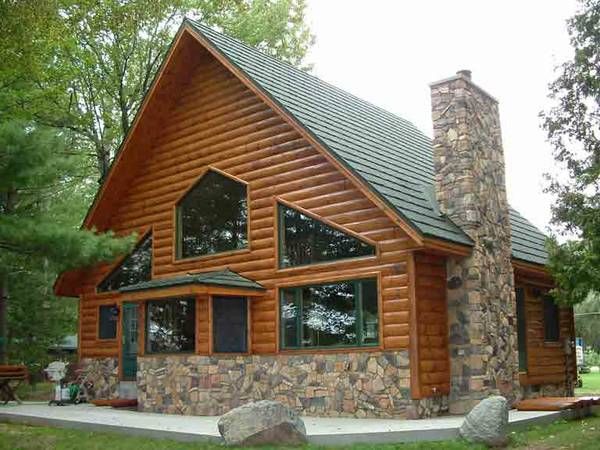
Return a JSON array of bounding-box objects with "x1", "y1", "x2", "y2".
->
[
  {"x1": 177, "y1": 170, "x2": 248, "y2": 259},
  {"x1": 97, "y1": 234, "x2": 152, "y2": 292},
  {"x1": 278, "y1": 203, "x2": 375, "y2": 268},
  {"x1": 543, "y1": 296, "x2": 560, "y2": 342}
]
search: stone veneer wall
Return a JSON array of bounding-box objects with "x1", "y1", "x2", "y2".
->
[
  {"x1": 80, "y1": 357, "x2": 119, "y2": 399},
  {"x1": 430, "y1": 70, "x2": 520, "y2": 414},
  {"x1": 137, "y1": 351, "x2": 411, "y2": 417}
]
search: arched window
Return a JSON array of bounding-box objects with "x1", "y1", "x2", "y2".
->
[
  {"x1": 177, "y1": 170, "x2": 248, "y2": 259},
  {"x1": 97, "y1": 233, "x2": 152, "y2": 292}
]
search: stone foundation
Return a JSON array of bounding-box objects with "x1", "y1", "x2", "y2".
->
[
  {"x1": 137, "y1": 351, "x2": 412, "y2": 417},
  {"x1": 80, "y1": 357, "x2": 119, "y2": 399},
  {"x1": 409, "y1": 395, "x2": 450, "y2": 419},
  {"x1": 522, "y1": 382, "x2": 573, "y2": 399}
]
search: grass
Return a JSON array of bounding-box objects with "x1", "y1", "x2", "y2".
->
[
  {"x1": 2, "y1": 415, "x2": 600, "y2": 450},
  {"x1": 576, "y1": 372, "x2": 600, "y2": 395}
]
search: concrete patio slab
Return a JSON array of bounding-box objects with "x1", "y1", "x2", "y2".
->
[{"x1": 0, "y1": 402, "x2": 579, "y2": 445}]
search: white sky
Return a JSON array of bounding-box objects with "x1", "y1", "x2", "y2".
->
[{"x1": 305, "y1": 0, "x2": 578, "y2": 234}]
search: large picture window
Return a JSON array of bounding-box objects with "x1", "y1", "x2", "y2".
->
[
  {"x1": 97, "y1": 234, "x2": 152, "y2": 292},
  {"x1": 177, "y1": 170, "x2": 248, "y2": 259},
  {"x1": 280, "y1": 278, "x2": 378, "y2": 349},
  {"x1": 543, "y1": 296, "x2": 560, "y2": 342},
  {"x1": 279, "y1": 204, "x2": 375, "y2": 268},
  {"x1": 146, "y1": 298, "x2": 195, "y2": 354}
]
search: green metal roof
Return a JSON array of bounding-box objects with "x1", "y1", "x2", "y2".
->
[
  {"x1": 119, "y1": 269, "x2": 265, "y2": 293},
  {"x1": 187, "y1": 20, "x2": 549, "y2": 266}
]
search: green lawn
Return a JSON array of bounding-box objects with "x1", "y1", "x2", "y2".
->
[
  {"x1": 1, "y1": 414, "x2": 600, "y2": 450},
  {"x1": 576, "y1": 372, "x2": 600, "y2": 395}
]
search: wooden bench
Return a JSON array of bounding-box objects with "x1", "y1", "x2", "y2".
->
[{"x1": 0, "y1": 365, "x2": 28, "y2": 404}]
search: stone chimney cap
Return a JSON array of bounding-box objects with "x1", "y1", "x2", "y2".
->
[
  {"x1": 457, "y1": 69, "x2": 472, "y2": 80},
  {"x1": 429, "y1": 70, "x2": 498, "y2": 103}
]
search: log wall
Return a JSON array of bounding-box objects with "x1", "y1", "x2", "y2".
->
[
  {"x1": 518, "y1": 285, "x2": 575, "y2": 386},
  {"x1": 77, "y1": 38, "x2": 419, "y2": 359},
  {"x1": 412, "y1": 253, "x2": 450, "y2": 398}
]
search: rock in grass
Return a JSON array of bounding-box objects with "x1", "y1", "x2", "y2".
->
[
  {"x1": 217, "y1": 400, "x2": 307, "y2": 446},
  {"x1": 459, "y1": 396, "x2": 509, "y2": 447}
]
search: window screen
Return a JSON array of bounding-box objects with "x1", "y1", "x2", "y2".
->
[
  {"x1": 212, "y1": 297, "x2": 247, "y2": 353},
  {"x1": 98, "y1": 304, "x2": 118, "y2": 339}
]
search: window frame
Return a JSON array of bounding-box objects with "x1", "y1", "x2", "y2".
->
[
  {"x1": 97, "y1": 304, "x2": 118, "y2": 340},
  {"x1": 144, "y1": 297, "x2": 196, "y2": 355},
  {"x1": 174, "y1": 168, "x2": 250, "y2": 262},
  {"x1": 96, "y1": 231, "x2": 153, "y2": 294},
  {"x1": 275, "y1": 199, "x2": 378, "y2": 270},
  {"x1": 278, "y1": 277, "x2": 380, "y2": 351},
  {"x1": 543, "y1": 295, "x2": 560, "y2": 343}
]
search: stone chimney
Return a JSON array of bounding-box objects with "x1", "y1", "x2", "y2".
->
[{"x1": 430, "y1": 71, "x2": 519, "y2": 413}]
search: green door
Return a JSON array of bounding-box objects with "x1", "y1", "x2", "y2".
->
[{"x1": 121, "y1": 303, "x2": 138, "y2": 381}]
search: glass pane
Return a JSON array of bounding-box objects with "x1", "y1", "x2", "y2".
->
[
  {"x1": 146, "y1": 298, "x2": 195, "y2": 353},
  {"x1": 97, "y1": 234, "x2": 152, "y2": 292},
  {"x1": 543, "y1": 296, "x2": 560, "y2": 342},
  {"x1": 516, "y1": 288, "x2": 528, "y2": 371},
  {"x1": 98, "y1": 305, "x2": 117, "y2": 339},
  {"x1": 280, "y1": 289, "x2": 299, "y2": 348},
  {"x1": 361, "y1": 280, "x2": 379, "y2": 345},
  {"x1": 280, "y1": 205, "x2": 375, "y2": 267},
  {"x1": 302, "y1": 281, "x2": 357, "y2": 347},
  {"x1": 179, "y1": 171, "x2": 248, "y2": 258}
]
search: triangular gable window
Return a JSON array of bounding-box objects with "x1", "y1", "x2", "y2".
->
[
  {"x1": 279, "y1": 204, "x2": 375, "y2": 268},
  {"x1": 97, "y1": 234, "x2": 152, "y2": 292}
]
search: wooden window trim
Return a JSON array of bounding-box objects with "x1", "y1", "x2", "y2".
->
[
  {"x1": 274, "y1": 197, "x2": 379, "y2": 271},
  {"x1": 172, "y1": 166, "x2": 251, "y2": 263}
]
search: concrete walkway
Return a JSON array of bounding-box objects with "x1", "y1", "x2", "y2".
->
[{"x1": 0, "y1": 402, "x2": 573, "y2": 445}]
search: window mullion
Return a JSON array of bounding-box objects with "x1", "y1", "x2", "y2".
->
[
  {"x1": 355, "y1": 281, "x2": 363, "y2": 347},
  {"x1": 296, "y1": 288, "x2": 303, "y2": 348}
]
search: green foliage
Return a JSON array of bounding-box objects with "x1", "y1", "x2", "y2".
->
[
  {"x1": 1, "y1": 0, "x2": 314, "y2": 177},
  {"x1": 574, "y1": 292, "x2": 600, "y2": 349},
  {"x1": 0, "y1": 122, "x2": 135, "y2": 273},
  {"x1": 543, "y1": 0, "x2": 600, "y2": 305}
]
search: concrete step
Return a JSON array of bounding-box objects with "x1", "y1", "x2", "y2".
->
[{"x1": 118, "y1": 381, "x2": 137, "y2": 400}]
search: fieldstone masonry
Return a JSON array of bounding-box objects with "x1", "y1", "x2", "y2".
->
[
  {"x1": 430, "y1": 70, "x2": 520, "y2": 413},
  {"x1": 79, "y1": 357, "x2": 119, "y2": 399},
  {"x1": 137, "y1": 351, "x2": 412, "y2": 418}
]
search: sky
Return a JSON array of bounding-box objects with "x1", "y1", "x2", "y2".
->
[{"x1": 305, "y1": 0, "x2": 579, "y2": 234}]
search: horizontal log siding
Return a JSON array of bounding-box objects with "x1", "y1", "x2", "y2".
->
[
  {"x1": 519, "y1": 284, "x2": 574, "y2": 386},
  {"x1": 78, "y1": 44, "x2": 418, "y2": 358},
  {"x1": 414, "y1": 253, "x2": 450, "y2": 396}
]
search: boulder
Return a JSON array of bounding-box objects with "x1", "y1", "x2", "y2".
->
[
  {"x1": 459, "y1": 396, "x2": 509, "y2": 447},
  {"x1": 217, "y1": 400, "x2": 307, "y2": 446}
]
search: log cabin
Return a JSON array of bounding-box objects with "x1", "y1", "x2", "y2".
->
[{"x1": 55, "y1": 20, "x2": 577, "y2": 419}]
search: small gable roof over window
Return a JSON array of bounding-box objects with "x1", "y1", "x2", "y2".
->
[{"x1": 119, "y1": 269, "x2": 265, "y2": 296}]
